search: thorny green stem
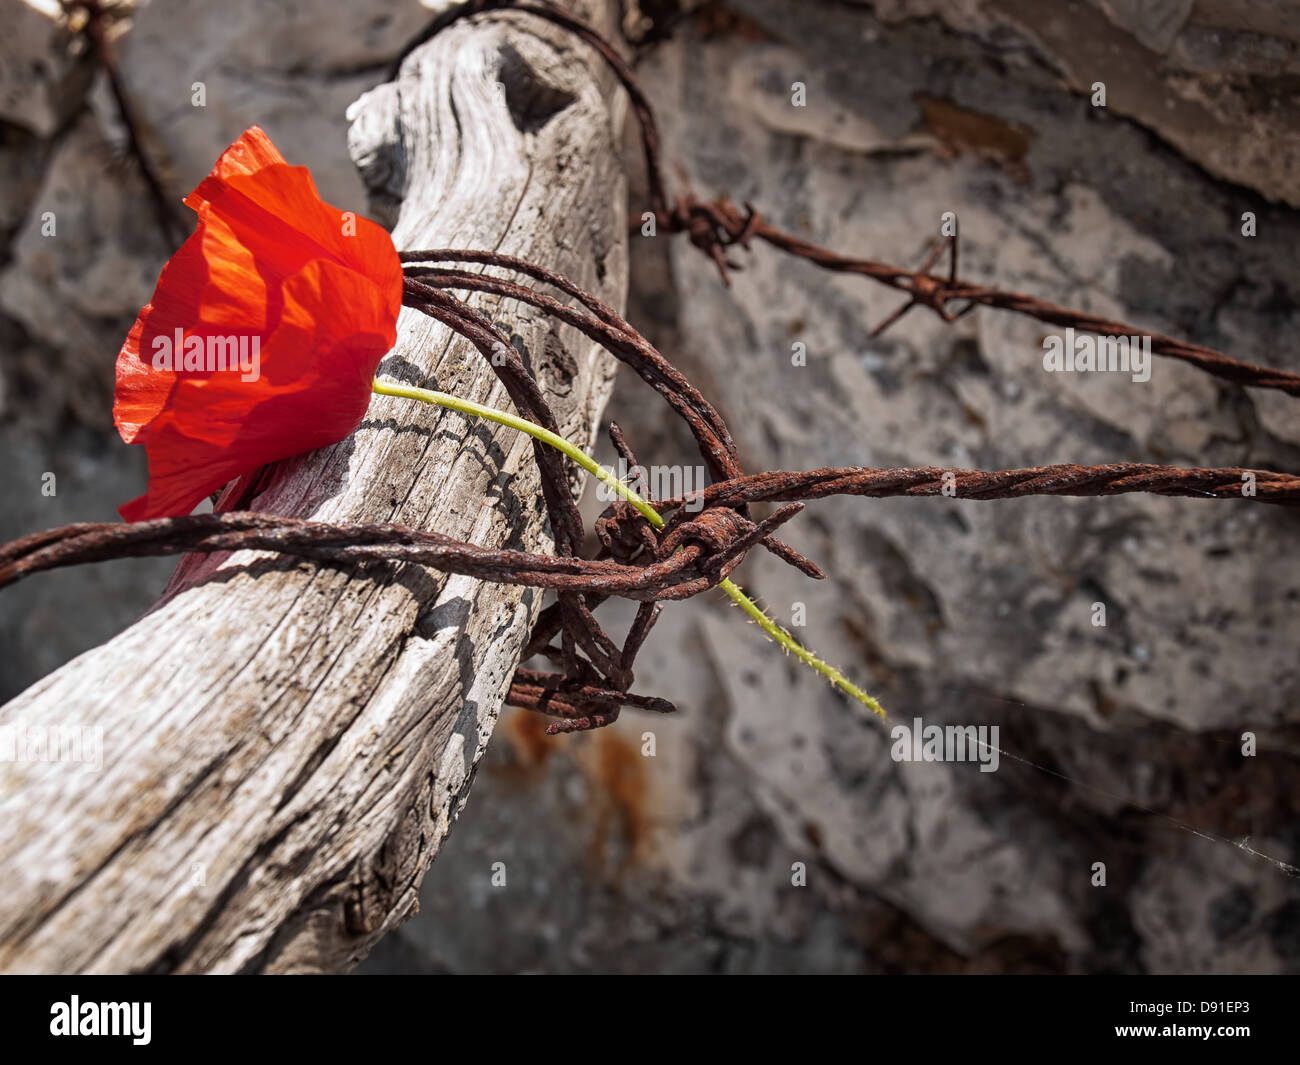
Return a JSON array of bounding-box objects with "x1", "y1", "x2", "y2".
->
[{"x1": 371, "y1": 377, "x2": 887, "y2": 720}]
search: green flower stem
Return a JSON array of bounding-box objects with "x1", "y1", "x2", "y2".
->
[{"x1": 371, "y1": 378, "x2": 886, "y2": 719}]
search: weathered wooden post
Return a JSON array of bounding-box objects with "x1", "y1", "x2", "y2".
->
[{"x1": 0, "y1": 0, "x2": 626, "y2": 973}]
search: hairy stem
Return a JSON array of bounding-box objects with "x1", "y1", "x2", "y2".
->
[{"x1": 371, "y1": 378, "x2": 886, "y2": 718}]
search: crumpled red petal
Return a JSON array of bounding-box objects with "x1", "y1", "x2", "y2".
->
[{"x1": 114, "y1": 125, "x2": 403, "y2": 520}]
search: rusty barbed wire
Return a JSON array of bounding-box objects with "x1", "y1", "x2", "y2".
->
[
  {"x1": 650, "y1": 463, "x2": 1300, "y2": 511},
  {"x1": 4, "y1": 2, "x2": 1300, "y2": 734},
  {"x1": 10, "y1": 241, "x2": 1300, "y2": 733},
  {"x1": 389, "y1": 1, "x2": 1300, "y2": 730},
  {"x1": 0, "y1": 508, "x2": 806, "y2": 603},
  {"x1": 434, "y1": 0, "x2": 1300, "y2": 398},
  {"x1": 703, "y1": 210, "x2": 1300, "y2": 395}
]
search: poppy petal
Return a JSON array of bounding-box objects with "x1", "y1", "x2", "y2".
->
[
  {"x1": 114, "y1": 126, "x2": 404, "y2": 520},
  {"x1": 118, "y1": 257, "x2": 399, "y2": 520}
]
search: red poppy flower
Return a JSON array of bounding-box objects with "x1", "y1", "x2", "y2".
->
[{"x1": 113, "y1": 125, "x2": 403, "y2": 520}]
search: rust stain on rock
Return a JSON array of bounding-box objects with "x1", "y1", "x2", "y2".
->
[
  {"x1": 694, "y1": 2, "x2": 775, "y2": 43},
  {"x1": 491, "y1": 708, "x2": 654, "y2": 876},
  {"x1": 916, "y1": 94, "x2": 1033, "y2": 182},
  {"x1": 493, "y1": 706, "x2": 557, "y2": 782},
  {"x1": 585, "y1": 728, "x2": 652, "y2": 876}
]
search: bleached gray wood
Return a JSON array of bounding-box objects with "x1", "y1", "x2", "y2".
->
[{"x1": 0, "y1": 1, "x2": 626, "y2": 974}]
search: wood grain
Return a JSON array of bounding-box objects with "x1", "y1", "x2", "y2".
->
[{"x1": 0, "y1": 1, "x2": 626, "y2": 973}]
